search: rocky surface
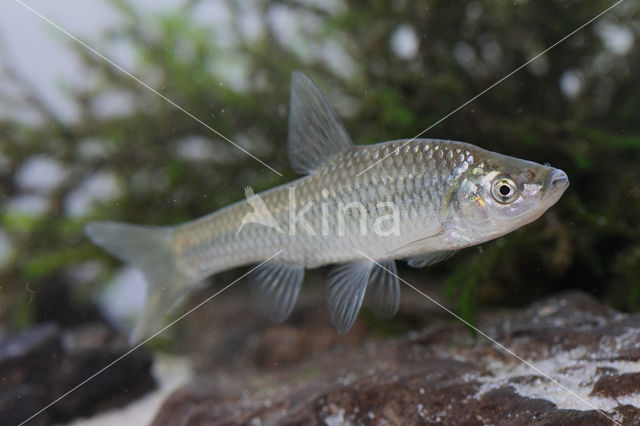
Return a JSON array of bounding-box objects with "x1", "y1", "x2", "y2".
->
[
  {"x1": 152, "y1": 290, "x2": 640, "y2": 425},
  {"x1": 0, "y1": 322, "x2": 155, "y2": 425}
]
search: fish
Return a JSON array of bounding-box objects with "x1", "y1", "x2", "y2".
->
[{"x1": 86, "y1": 71, "x2": 569, "y2": 342}]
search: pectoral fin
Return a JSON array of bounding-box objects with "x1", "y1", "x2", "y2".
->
[
  {"x1": 250, "y1": 262, "x2": 304, "y2": 323},
  {"x1": 407, "y1": 250, "x2": 458, "y2": 268},
  {"x1": 387, "y1": 230, "x2": 445, "y2": 258},
  {"x1": 326, "y1": 261, "x2": 373, "y2": 334}
]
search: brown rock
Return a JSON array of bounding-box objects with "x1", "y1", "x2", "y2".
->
[
  {"x1": 0, "y1": 322, "x2": 156, "y2": 424},
  {"x1": 590, "y1": 372, "x2": 640, "y2": 398},
  {"x1": 153, "y1": 290, "x2": 640, "y2": 425}
]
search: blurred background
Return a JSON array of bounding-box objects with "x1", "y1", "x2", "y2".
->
[{"x1": 0, "y1": 0, "x2": 639, "y2": 349}]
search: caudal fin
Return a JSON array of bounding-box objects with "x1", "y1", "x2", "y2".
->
[{"x1": 85, "y1": 221, "x2": 191, "y2": 343}]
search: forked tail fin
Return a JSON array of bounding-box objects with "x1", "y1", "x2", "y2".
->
[{"x1": 85, "y1": 221, "x2": 191, "y2": 343}]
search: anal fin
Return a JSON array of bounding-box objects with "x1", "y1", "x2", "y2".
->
[{"x1": 250, "y1": 263, "x2": 304, "y2": 323}]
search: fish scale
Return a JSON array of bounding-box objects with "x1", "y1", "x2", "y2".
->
[{"x1": 175, "y1": 139, "x2": 498, "y2": 279}]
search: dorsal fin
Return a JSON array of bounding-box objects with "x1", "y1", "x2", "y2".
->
[{"x1": 287, "y1": 71, "x2": 353, "y2": 174}]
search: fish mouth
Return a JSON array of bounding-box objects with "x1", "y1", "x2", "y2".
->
[{"x1": 546, "y1": 168, "x2": 569, "y2": 192}]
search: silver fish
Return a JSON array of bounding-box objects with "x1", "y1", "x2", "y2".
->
[{"x1": 86, "y1": 71, "x2": 569, "y2": 341}]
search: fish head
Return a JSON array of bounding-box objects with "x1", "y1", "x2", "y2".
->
[{"x1": 447, "y1": 150, "x2": 569, "y2": 246}]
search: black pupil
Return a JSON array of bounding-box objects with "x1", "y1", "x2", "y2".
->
[{"x1": 499, "y1": 184, "x2": 511, "y2": 196}]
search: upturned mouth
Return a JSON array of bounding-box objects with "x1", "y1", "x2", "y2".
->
[{"x1": 547, "y1": 169, "x2": 569, "y2": 191}]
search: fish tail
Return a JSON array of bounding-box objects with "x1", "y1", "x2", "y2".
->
[{"x1": 85, "y1": 221, "x2": 191, "y2": 343}]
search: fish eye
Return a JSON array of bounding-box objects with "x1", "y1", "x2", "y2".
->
[{"x1": 491, "y1": 177, "x2": 518, "y2": 204}]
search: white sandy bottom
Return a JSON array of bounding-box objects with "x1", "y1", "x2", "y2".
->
[{"x1": 474, "y1": 347, "x2": 640, "y2": 414}]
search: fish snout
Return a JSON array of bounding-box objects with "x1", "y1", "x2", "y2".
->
[{"x1": 547, "y1": 169, "x2": 569, "y2": 190}]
